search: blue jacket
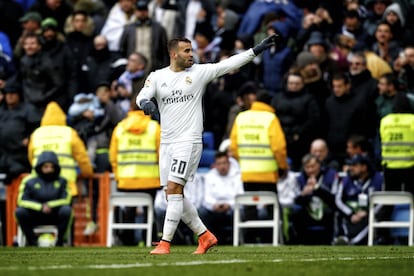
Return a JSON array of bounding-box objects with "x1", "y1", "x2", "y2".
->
[{"x1": 335, "y1": 172, "x2": 383, "y2": 217}]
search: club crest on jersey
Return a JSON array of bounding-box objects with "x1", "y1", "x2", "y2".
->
[
  {"x1": 185, "y1": 76, "x2": 192, "y2": 85},
  {"x1": 144, "y1": 79, "x2": 151, "y2": 87}
]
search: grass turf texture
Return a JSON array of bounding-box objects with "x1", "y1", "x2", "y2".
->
[{"x1": 1, "y1": 246, "x2": 413, "y2": 276}]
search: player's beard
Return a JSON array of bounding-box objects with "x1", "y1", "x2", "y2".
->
[{"x1": 177, "y1": 55, "x2": 193, "y2": 69}]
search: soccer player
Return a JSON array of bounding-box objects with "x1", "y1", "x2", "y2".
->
[{"x1": 136, "y1": 35, "x2": 278, "y2": 254}]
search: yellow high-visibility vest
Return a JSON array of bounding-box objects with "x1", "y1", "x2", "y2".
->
[
  {"x1": 235, "y1": 110, "x2": 278, "y2": 173},
  {"x1": 380, "y1": 113, "x2": 414, "y2": 169},
  {"x1": 31, "y1": 126, "x2": 77, "y2": 194},
  {"x1": 115, "y1": 120, "x2": 159, "y2": 181}
]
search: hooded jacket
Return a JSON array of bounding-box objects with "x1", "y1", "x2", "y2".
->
[
  {"x1": 28, "y1": 101, "x2": 93, "y2": 195},
  {"x1": 109, "y1": 110, "x2": 160, "y2": 189},
  {"x1": 230, "y1": 101, "x2": 288, "y2": 183},
  {"x1": 17, "y1": 150, "x2": 71, "y2": 211}
]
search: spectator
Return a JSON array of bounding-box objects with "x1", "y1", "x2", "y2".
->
[
  {"x1": 177, "y1": 0, "x2": 216, "y2": 42},
  {"x1": 343, "y1": 134, "x2": 377, "y2": 172},
  {"x1": 348, "y1": 52, "x2": 378, "y2": 141},
  {"x1": 334, "y1": 35, "x2": 392, "y2": 80},
  {"x1": 119, "y1": 0, "x2": 169, "y2": 72},
  {"x1": 382, "y1": 1, "x2": 414, "y2": 47},
  {"x1": 13, "y1": 11, "x2": 42, "y2": 59},
  {"x1": 333, "y1": 154, "x2": 383, "y2": 245},
  {"x1": 198, "y1": 151, "x2": 244, "y2": 245},
  {"x1": 15, "y1": 150, "x2": 72, "y2": 246},
  {"x1": 68, "y1": 0, "x2": 108, "y2": 35},
  {"x1": 65, "y1": 10, "x2": 95, "y2": 87},
  {"x1": 149, "y1": 0, "x2": 180, "y2": 41},
  {"x1": 295, "y1": 7, "x2": 335, "y2": 56},
  {"x1": 325, "y1": 73, "x2": 368, "y2": 167},
  {"x1": 193, "y1": 21, "x2": 219, "y2": 64},
  {"x1": 309, "y1": 138, "x2": 340, "y2": 171},
  {"x1": 91, "y1": 82, "x2": 126, "y2": 172},
  {"x1": 339, "y1": 9, "x2": 371, "y2": 51},
  {"x1": 294, "y1": 51, "x2": 330, "y2": 135},
  {"x1": 18, "y1": 33, "x2": 64, "y2": 125},
  {"x1": 363, "y1": 0, "x2": 391, "y2": 40},
  {"x1": 305, "y1": 31, "x2": 340, "y2": 83},
  {"x1": 271, "y1": 72, "x2": 320, "y2": 171},
  {"x1": 28, "y1": 101, "x2": 94, "y2": 197},
  {"x1": 117, "y1": 52, "x2": 148, "y2": 111},
  {"x1": 261, "y1": 20, "x2": 295, "y2": 94},
  {"x1": 0, "y1": 81, "x2": 37, "y2": 185},
  {"x1": 374, "y1": 74, "x2": 407, "y2": 165},
  {"x1": 394, "y1": 46, "x2": 414, "y2": 94},
  {"x1": 79, "y1": 35, "x2": 126, "y2": 93},
  {"x1": 68, "y1": 92, "x2": 105, "y2": 155},
  {"x1": 376, "y1": 72, "x2": 409, "y2": 120},
  {"x1": 230, "y1": 90, "x2": 288, "y2": 243},
  {"x1": 291, "y1": 153, "x2": 338, "y2": 245},
  {"x1": 371, "y1": 21, "x2": 402, "y2": 67},
  {"x1": 213, "y1": 5, "x2": 239, "y2": 55},
  {"x1": 100, "y1": 0, "x2": 137, "y2": 52},
  {"x1": 109, "y1": 99, "x2": 161, "y2": 245},
  {"x1": 29, "y1": 0, "x2": 73, "y2": 33},
  {"x1": 40, "y1": 17, "x2": 78, "y2": 111}
]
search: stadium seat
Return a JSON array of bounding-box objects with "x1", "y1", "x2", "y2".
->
[
  {"x1": 202, "y1": 132, "x2": 215, "y2": 150},
  {"x1": 233, "y1": 191, "x2": 281, "y2": 246},
  {"x1": 106, "y1": 192, "x2": 154, "y2": 247},
  {"x1": 368, "y1": 191, "x2": 413, "y2": 246},
  {"x1": 391, "y1": 204, "x2": 410, "y2": 239},
  {"x1": 198, "y1": 149, "x2": 216, "y2": 172}
]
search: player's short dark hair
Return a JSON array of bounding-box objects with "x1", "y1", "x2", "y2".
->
[{"x1": 168, "y1": 37, "x2": 191, "y2": 53}]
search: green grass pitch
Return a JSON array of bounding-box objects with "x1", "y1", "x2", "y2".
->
[{"x1": 1, "y1": 246, "x2": 414, "y2": 276}]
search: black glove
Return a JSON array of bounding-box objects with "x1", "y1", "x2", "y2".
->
[
  {"x1": 252, "y1": 34, "x2": 279, "y2": 55},
  {"x1": 140, "y1": 99, "x2": 158, "y2": 116}
]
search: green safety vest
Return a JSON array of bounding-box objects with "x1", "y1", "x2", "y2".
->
[
  {"x1": 235, "y1": 110, "x2": 278, "y2": 173},
  {"x1": 115, "y1": 120, "x2": 159, "y2": 179},
  {"x1": 31, "y1": 126, "x2": 77, "y2": 194},
  {"x1": 380, "y1": 113, "x2": 414, "y2": 169}
]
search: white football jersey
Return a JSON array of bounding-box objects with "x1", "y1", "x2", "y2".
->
[{"x1": 137, "y1": 49, "x2": 255, "y2": 144}]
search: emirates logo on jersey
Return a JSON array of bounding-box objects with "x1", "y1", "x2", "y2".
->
[{"x1": 185, "y1": 76, "x2": 192, "y2": 85}]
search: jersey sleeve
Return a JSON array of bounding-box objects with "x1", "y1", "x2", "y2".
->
[
  {"x1": 136, "y1": 72, "x2": 157, "y2": 107},
  {"x1": 202, "y1": 49, "x2": 255, "y2": 82}
]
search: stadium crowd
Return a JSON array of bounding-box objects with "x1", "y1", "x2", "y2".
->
[{"x1": 1, "y1": 0, "x2": 414, "y2": 246}]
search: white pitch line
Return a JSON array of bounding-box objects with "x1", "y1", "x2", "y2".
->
[{"x1": 1, "y1": 256, "x2": 414, "y2": 271}]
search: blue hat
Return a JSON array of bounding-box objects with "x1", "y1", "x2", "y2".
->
[
  {"x1": 136, "y1": 0, "x2": 148, "y2": 10},
  {"x1": 307, "y1": 31, "x2": 328, "y2": 48},
  {"x1": 347, "y1": 154, "x2": 371, "y2": 166}
]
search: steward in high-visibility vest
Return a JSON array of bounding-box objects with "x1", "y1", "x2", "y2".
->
[
  {"x1": 28, "y1": 102, "x2": 94, "y2": 196},
  {"x1": 380, "y1": 113, "x2": 414, "y2": 169},
  {"x1": 230, "y1": 98, "x2": 288, "y2": 184},
  {"x1": 109, "y1": 108, "x2": 161, "y2": 190}
]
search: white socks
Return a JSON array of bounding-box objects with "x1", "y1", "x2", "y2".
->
[
  {"x1": 162, "y1": 195, "x2": 207, "y2": 241},
  {"x1": 162, "y1": 194, "x2": 183, "y2": 242},
  {"x1": 181, "y1": 197, "x2": 206, "y2": 236}
]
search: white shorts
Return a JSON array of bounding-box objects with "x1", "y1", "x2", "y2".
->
[{"x1": 159, "y1": 142, "x2": 202, "y2": 186}]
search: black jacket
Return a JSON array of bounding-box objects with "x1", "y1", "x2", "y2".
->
[{"x1": 17, "y1": 151, "x2": 71, "y2": 211}]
